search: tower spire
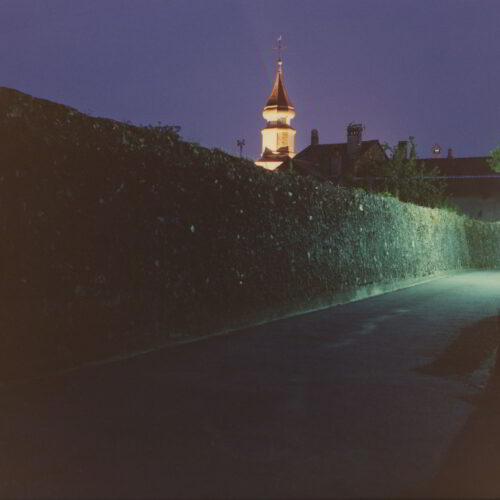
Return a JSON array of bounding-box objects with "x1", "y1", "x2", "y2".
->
[{"x1": 255, "y1": 37, "x2": 296, "y2": 170}]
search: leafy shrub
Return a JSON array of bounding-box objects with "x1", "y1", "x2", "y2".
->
[{"x1": 356, "y1": 137, "x2": 448, "y2": 208}]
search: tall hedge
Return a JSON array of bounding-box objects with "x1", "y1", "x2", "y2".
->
[{"x1": 0, "y1": 87, "x2": 499, "y2": 381}]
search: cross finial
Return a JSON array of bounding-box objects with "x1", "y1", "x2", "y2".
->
[
  {"x1": 274, "y1": 35, "x2": 287, "y2": 60},
  {"x1": 273, "y1": 35, "x2": 287, "y2": 73}
]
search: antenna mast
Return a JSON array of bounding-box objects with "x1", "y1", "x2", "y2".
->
[{"x1": 237, "y1": 139, "x2": 246, "y2": 158}]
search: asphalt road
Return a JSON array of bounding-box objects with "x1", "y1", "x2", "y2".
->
[{"x1": 1, "y1": 270, "x2": 500, "y2": 499}]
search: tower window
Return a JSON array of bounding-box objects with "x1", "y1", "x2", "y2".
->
[{"x1": 278, "y1": 132, "x2": 288, "y2": 148}]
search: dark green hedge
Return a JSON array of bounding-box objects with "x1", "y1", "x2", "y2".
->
[{"x1": 0, "y1": 87, "x2": 498, "y2": 381}]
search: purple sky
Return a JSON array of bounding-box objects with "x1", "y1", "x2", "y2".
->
[{"x1": 1, "y1": 0, "x2": 499, "y2": 159}]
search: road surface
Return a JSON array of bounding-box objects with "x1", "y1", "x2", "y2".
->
[{"x1": 1, "y1": 270, "x2": 500, "y2": 498}]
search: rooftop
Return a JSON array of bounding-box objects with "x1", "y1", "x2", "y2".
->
[{"x1": 265, "y1": 62, "x2": 294, "y2": 110}]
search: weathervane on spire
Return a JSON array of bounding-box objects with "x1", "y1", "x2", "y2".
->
[
  {"x1": 274, "y1": 35, "x2": 287, "y2": 60},
  {"x1": 273, "y1": 35, "x2": 287, "y2": 73}
]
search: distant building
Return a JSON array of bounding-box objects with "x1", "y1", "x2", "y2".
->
[
  {"x1": 419, "y1": 153, "x2": 500, "y2": 221},
  {"x1": 279, "y1": 127, "x2": 499, "y2": 220},
  {"x1": 254, "y1": 46, "x2": 499, "y2": 220},
  {"x1": 255, "y1": 55, "x2": 296, "y2": 170},
  {"x1": 278, "y1": 124, "x2": 388, "y2": 181}
]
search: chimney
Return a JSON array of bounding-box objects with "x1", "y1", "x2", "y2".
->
[
  {"x1": 311, "y1": 129, "x2": 319, "y2": 146},
  {"x1": 447, "y1": 148, "x2": 453, "y2": 159},
  {"x1": 397, "y1": 140, "x2": 408, "y2": 159},
  {"x1": 347, "y1": 123, "x2": 363, "y2": 158}
]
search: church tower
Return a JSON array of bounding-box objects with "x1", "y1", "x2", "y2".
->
[{"x1": 255, "y1": 39, "x2": 296, "y2": 170}]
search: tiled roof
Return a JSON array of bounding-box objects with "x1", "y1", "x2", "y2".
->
[
  {"x1": 294, "y1": 140, "x2": 385, "y2": 167},
  {"x1": 257, "y1": 150, "x2": 291, "y2": 163},
  {"x1": 276, "y1": 158, "x2": 330, "y2": 181},
  {"x1": 419, "y1": 157, "x2": 494, "y2": 176},
  {"x1": 278, "y1": 144, "x2": 498, "y2": 198},
  {"x1": 265, "y1": 70, "x2": 293, "y2": 109}
]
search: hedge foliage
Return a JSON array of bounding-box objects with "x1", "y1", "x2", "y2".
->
[{"x1": 0, "y1": 87, "x2": 499, "y2": 381}]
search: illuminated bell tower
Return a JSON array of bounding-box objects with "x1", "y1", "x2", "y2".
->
[{"x1": 255, "y1": 37, "x2": 296, "y2": 170}]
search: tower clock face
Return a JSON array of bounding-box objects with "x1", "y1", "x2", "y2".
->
[{"x1": 432, "y1": 144, "x2": 441, "y2": 155}]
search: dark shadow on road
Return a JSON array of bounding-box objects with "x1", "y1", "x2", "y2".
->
[
  {"x1": 416, "y1": 315, "x2": 499, "y2": 377},
  {"x1": 419, "y1": 313, "x2": 500, "y2": 498}
]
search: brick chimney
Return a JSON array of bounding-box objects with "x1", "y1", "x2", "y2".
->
[
  {"x1": 347, "y1": 123, "x2": 363, "y2": 158},
  {"x1": 447, "y1": 148, "x2": 453, "y2": 159},
  {"x1": 311, "y1": 129, "x2": 319, "y2": 146}
]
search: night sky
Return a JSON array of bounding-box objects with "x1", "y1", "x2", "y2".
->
[{"x1": 1, "y1": 0, "x2": 499, "y2": 159}]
